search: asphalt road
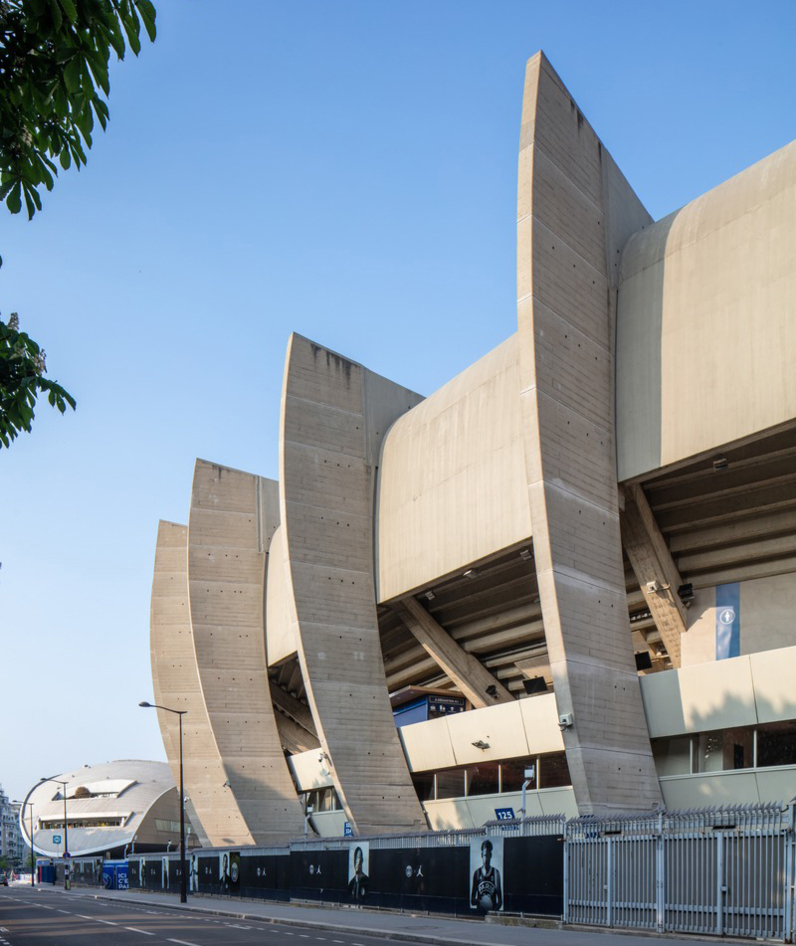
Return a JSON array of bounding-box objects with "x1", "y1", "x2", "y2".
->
[{"x1": 0, "y1": 887, "x2": 434, "y2": 946}]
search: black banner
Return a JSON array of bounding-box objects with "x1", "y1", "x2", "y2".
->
[{"x1": 131, "y1": 835, "x2": 563, "y2": 916}]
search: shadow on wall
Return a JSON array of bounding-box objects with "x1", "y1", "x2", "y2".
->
[{"x1": 647, "y1": 678, "x2": 796, "y2": 808}]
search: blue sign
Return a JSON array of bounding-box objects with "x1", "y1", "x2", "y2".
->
[
  {"x1": 716, "y1": 583, "x2": 741, "y2": 660},
  {"x1": 343, "y1": 822, "x2": 353, "y2": 837},
  {"x1": 53, "y1": 835, "x2": 62, "y2": 844},
  {"x1": 495, "y1": 807, "x2": 515, "y2": 820}
]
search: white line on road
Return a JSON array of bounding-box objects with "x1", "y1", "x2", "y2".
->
[
  {"x1": 95, "y1": 918, "x2": 118, "y2": 925},
  {"x1": 56, "y1": 909, "x2": 72, "y2": 913},
  {"x1": 76, "y1": 914, "x2": 94, "y2": 919},
  {"x1": 125, "y1": 927, "x2": 155, "y2": 935},
  {"x1": 168, "y1": 940, "x2": 203, "y2": 946}
]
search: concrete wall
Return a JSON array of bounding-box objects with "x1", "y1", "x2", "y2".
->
[
  {"x1": 682, "y1": 572, "x2": 796, "y2": 665},
  {"x1": 279, "y1": 333, "x2": 426, "y2": 834},
  {"x1": 641, "y1": 644, "x2": 796, "y2": 737},
  {"x1": 516, "y1": 51, "x2": 661, "y2": 814},
  {"x1": 423, "y1": 788, "x2": 578, "y2": 830},
  {"x1": 188, "y1": 461, "x2": 305, "y2": 845},
  {"x1": 150, "y1": 521, "x2": 250, "y2": 846},
  {"x1": 377, "y1": 334, "x2": 531, "y2": 601},
  {"x1": 617, "y1": 140, "x2": 796, "y2": 481},
  {"x1": 398, "y1": 693, "x2": 564, "y2": 772}
]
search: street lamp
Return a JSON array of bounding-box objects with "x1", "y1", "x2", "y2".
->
[
  {"x1": 12, "y1": 798, "x2": 35, "y2": 887},
  {"x1": 39, "y1": 776, "x2": 69, "y2": 889},
  {"x1": 139, "y1": 701, "x2": 187, "y2": 903}
]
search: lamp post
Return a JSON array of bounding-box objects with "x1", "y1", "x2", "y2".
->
[
  {"x1": 12, "y1": 798, "x2": 35, "y2": 886},
  {"x1": 139, "y1": 701, "x2": 187, "y2": 903},
  {"x1": 39, "y1": 777, "x2": 69, "y2": 889}
]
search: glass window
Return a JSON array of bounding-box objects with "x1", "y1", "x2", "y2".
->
[
  {"x1": 652, "y1": 736, "x2": 692, "y2": 776},
  {"x1": 693, "y1": 728, "x2": 754, "y2": 773},
  {"x1": 499, "y1": 758, "x2": 536, "y2": 792},
  {"x1": 539, "y1": 753, "x2": 571, "y2": 788},
  {"x1": 435, "y1": 768, "x2": 465, "y2": 799},
  {"x1": 466, "y1": 762, "x2": 499, "y2": 796},
  {"x1": 757, "y1": 721, "x2": 796, "y2": 768},
  {"x1": 412, "y1": 772, "x2": 434, "y2": 802}
]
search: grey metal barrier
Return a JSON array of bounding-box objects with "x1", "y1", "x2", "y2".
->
[{"x1": 565, "y1": 803, "x2": 796, "y2": 941}]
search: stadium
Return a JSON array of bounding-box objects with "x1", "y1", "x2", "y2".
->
[{"x1": 149, "y1": 51, "x2": 796, "y2": 847}]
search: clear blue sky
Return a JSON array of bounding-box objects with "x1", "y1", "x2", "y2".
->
[{"x1": 2, "y1": 0, "x2": 795, "y2": 804}]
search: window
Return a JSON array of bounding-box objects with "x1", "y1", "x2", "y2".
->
[
  {"x1": 500, "y1": 758, "x2": 537, "y2": 792},
  {"x1": 435, "y1": 768, "x2": 465, "y2": 799},
  {"x1": 539, "y1": 753, "x2": 571, "y2": 788},
  {"x1": 757, "y1": 721, "x2": 796, "y2": 768},
  {"x1": 466, "y1": 763, "x2": 499, "y2": 796},
  {"x1": 411, "y1": 772, "x2": 434, "y2": 801}
]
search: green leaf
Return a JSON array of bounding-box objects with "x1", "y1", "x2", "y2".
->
[
  {"x1": 136, "y1": 0, "x2": 157, "y2": 42},
  {"x1": 58, "y1": 0, "x2": 78, "y2": 23},
  {"x1": 64, "y1": 56, "x2": 82, "y2": 94},
  {"x1": 7, "y1": 182, "x2": 22, "y2": 214},
  {"x1": 47, "y1": 0, "x2": 63, "y2": 30},
  {"x1": 24, "y1": 188, "x2": 35, "y2": 219}
]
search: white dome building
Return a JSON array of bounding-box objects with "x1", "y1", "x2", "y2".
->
[{"x1": 20, "y1": 760, "x2": 198, "y2": 859}]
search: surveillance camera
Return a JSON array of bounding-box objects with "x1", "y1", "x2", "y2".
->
[{"x1": 558, "y1": 712, "x2": 573, "y2": 730}]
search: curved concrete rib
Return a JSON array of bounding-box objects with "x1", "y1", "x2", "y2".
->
[
  {"x1": 150, "y1": 520, "x2": 250, "y2": 846},
  {"x1": 188, "y1": 460, "x2": 305, "y2": 844},
  {"x1": 516, "y1": 52, "x2": 662, "y2": 814},
  {"x1": 279, "y1": 333, "x2": 426, "y2": 834}
]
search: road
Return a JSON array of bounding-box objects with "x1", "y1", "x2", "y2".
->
[{"x1": 0, "y1": 887, "x2": 432, "y2": 946}]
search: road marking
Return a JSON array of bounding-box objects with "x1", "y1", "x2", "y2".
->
[
  {"x1": 168, "y1": 940, "x2": 203, "y2": 946},
  {"x1": 56, "y1": 909, "x2": 72, "y2": 913},
  {"x1": 39, "y1": 905, "x2": 55, "y2": 910},
  {"x1": 76, "y1": 914, "x2": 94, "y2": 919},
  {"x1": 95, "y1": 918, "x2": 119, "y2": 925},
  {"x1": 125, "y1": 928, "x2": 155, "y2": 935}
]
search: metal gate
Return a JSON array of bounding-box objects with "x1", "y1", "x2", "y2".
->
[{"x1": 565, "y1": 804, "x2": 794, "y2": 940}]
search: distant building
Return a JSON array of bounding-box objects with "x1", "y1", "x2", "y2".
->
[
  {"x1": 150, "y1": 51, "x2": 796, "y2": 845},
  {"x1": 20, "y1": 761, "x2": 200, "y2": 859},
  {"x1": 0, "y1": 785, "x2": 25, "y2": 866}
]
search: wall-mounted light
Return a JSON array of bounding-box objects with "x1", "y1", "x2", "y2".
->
[
  {"x1": 423, "y1": 590, "x2": 435, "y2": 601},
  {"x1": 463, "y1": 569, "x2": 478, "y2": 580},
  {"x1": 713, "y1": 457, "x2": 729, "y2": 472},
  {"x1": 471, "y1": 740, "x2": 490, "y2": 750},
  {"x1": 520, "y1": 548, "x2": 533, "y2": 561}
]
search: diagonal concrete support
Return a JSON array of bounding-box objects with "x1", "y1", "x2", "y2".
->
[
  {"x1": 274, "y1": 711, "x2": 321, "y2": 753},
  {"x1": 270, "y1": 681, "x2": 319, "y2": 740},
  {"x1": 393, "y1": 597, "x2": 513, "y2": 708},
  {"x1": 621, "y1": 483, "x2": 687, "y2": 667}
]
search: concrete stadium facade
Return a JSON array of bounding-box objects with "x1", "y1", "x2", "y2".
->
[{"x1": 150, "y1": 52, "x2": 796, "y2": 845}]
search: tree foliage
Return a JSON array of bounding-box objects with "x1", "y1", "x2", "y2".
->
[
  {"x1": 0, "y1": 313, "x2": 76, "y2": 446},
  {"x1": 1, "y1": 0, "x2": 156, "y2": 219},
  {"x1": 0, "y1": 0, "x2": 157, "y2": 447}
]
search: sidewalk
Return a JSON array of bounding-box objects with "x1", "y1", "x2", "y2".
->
[{"x1": 52, "y1": 886, "x2": 719, "y2": 946}]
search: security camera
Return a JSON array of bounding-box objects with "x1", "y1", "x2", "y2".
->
[{"x1": 558, "y1": 712, "x2": 573, "y2": 730}]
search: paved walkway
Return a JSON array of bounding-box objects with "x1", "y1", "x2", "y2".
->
[{"x1": 48, "y1": 886, "x2": 723, "y2": 946}]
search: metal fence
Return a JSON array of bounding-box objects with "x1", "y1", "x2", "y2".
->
[
  {"x1": 287, "y1": 813, "x2": 566, "y2": 851},
  {"x1": 565, "y1": 804, "x2": 795, "y2": 941}
]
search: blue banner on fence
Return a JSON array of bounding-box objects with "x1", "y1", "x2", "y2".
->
[{"x1": 715, "y1": 583, "x2": 740, "y2": 660}]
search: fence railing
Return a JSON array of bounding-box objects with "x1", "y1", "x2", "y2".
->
[{"x1": 564, "y1": 804, "x2": 796, "y2": 941}]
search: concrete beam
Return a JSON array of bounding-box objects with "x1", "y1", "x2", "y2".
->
[
  {"x1": 274, "y1": 711, "x2": 321, "y2": 754},
  {"x1": 269, "y1": 681, "x2": 318, "y2": 739},
  {"x1": 621, "y1": 483, "x2": 687, "y2": 667},
  {"x1": 393, "y1": 597, "x2": 513, "y2": 708}
]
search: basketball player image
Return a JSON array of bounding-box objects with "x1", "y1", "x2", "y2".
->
[{"x1": 470, "y1": 839, "x2": 502, "y2": 911}]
